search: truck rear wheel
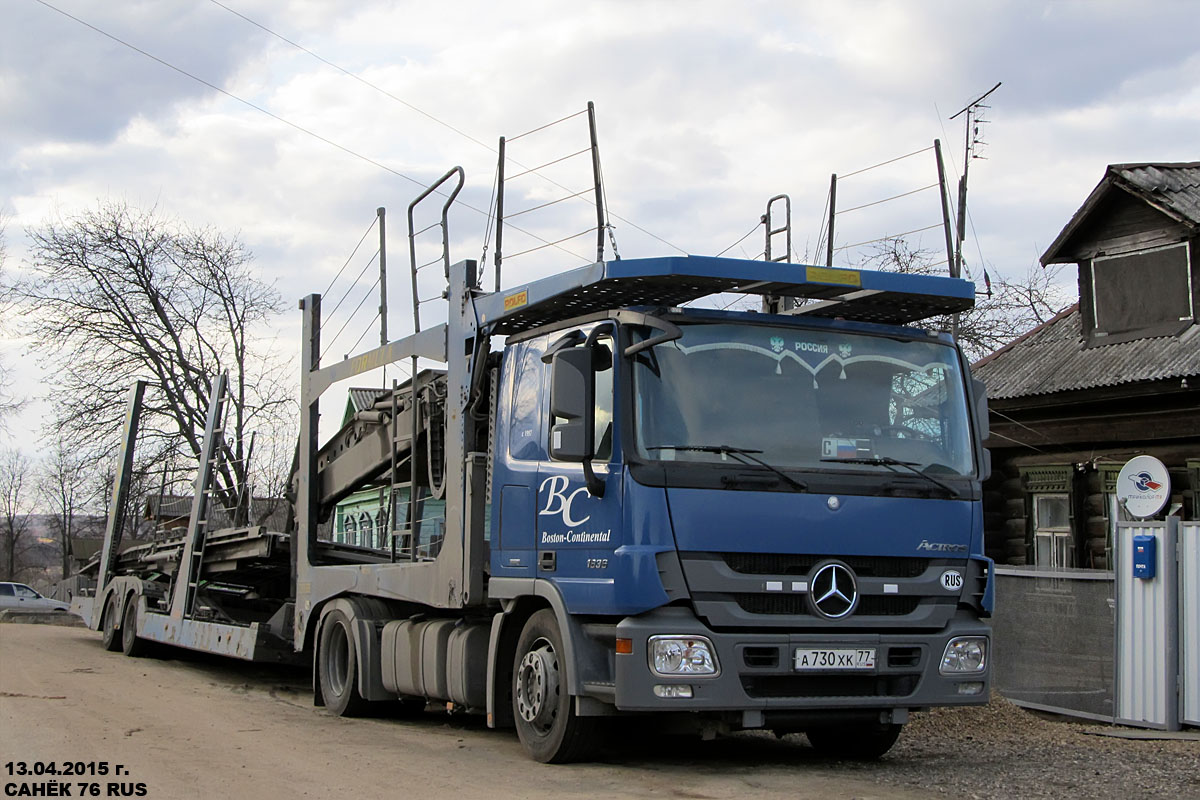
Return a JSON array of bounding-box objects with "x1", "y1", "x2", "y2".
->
[
  {"x1": 101, "y1": 594, "x2": 121, "y2": 652},
  {"x1": 512, "y1": 609, "x2": 600, "y2": 763},
  {"x1": 806, "y1": 722, "x2": 902, "y2": 760},
  {"x1": 121, "y1": 596, "x2": 148, "y2": 657},
  {"x1": 318, "y1": 610, "x2": 368, "y2": 717}
]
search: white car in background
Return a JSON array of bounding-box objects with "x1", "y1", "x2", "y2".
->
[{"x1": 0, "y1": 582, "x2": 70, "y2": 612}]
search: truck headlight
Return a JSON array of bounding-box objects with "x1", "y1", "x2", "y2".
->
[
  {"x1": 940, "y1": 636, "x2": 987, "y2": 674},
  {"x1": 648, "y1": 635, "x2": 719, "y2": 677}
]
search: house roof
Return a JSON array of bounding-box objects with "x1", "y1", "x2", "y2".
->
[
  {"x1": 342, "y1": 387, "x2": 391, "y2": 425},
  {"x1": 972, "y1": 304, "x2": 1200, "y2": 400},
  {"x1": 1042, "y1": 162, "x2": 1200, "y2": 264}
]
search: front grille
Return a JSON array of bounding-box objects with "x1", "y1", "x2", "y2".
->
[
  {"x1": 743, "y1": 647, "x2": 781, "y2": 668},
  {"x1": 732, "y1": 593, "x2": 921, "y2": 616},
  {"x1": 742, "y1": 674, "x2": 920, "y2": 699},
  {"x1": 720, "y1": 553, "x2": 929, "y2": 579},
  {"x1": 888, "y1": 647, "x2": 921, "y2": 668}
]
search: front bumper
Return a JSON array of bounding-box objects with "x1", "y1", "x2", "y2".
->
[{"x1": 613, "y1": 606, "x2": 989, "y2": 712}]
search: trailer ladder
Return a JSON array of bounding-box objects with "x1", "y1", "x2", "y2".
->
[
  {"x1": 762, "y1": 194, "x2": 795, "y2": 314},
  {"x1": 170, "y1": 372, "x2": 230, "y2": 620}
]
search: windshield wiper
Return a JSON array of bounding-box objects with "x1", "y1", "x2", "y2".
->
[
  {"x1": 650, "y1": 444, "x2": 808, "y2": 491},
  {"x1": 821, "y1": 455, "x2": 960, "y2": 498}
]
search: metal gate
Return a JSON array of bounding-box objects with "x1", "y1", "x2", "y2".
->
[
  {"x1": 992, "y1": 566, "x2": 1115, "y2": 721},
  {"x1": 1115, "y1": 518, "x2": 1198, "y2": 731},
  {"x1": 995, "y1": 519, "x2": 1198, "y2": 730}
]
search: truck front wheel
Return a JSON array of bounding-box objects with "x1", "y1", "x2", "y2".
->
[
  {"x1": 318, "y1": 610, "x2": 368, "y2": 717},
  {"x1": 512, "y1": 609, "x2": 600, "y2": 763},
  {"x1": 806, "y1": 722, "x2": 902, "y2": 759}
]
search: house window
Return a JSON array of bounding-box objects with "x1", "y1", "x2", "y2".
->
[
  {"x1": 344, "y1": 514, "x2": 357, "y2": 547},
  {"x1": 1089, "y1": 242, "x2": 1194, "y2": 340},
  {"x1": 1022, "y1": 465, "x2": 1074, "y2": 569},
  {"x1": 1033, "y1": 494, "x2": 1073, "y2": 569},
  {"x1": 359, "y1": 512, "x2": 374, "y2": 549},
  {"x1": 376, "y1": 510, "x2": 389, "y2": 550}
]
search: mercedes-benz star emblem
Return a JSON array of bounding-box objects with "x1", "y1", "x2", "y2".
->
[{"x1": 808, "y1": 562, "x2": 858, "y2": 619}]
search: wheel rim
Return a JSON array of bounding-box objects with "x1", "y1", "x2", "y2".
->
[
  {"x1": 326, "y1": 623, "x2": 350, "y2": 696},
  {"x1": 515, "y1": 638, "x2": 559, "y2": 732}
]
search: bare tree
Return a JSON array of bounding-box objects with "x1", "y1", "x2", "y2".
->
[
  {"x1": 0, "y1": 449, "x2": 34, "y2": 580},
  {"x1": 858, "y1": 238, "x2": 1071, "y2": 361},
  {"x1": 38, "y1": 437, "x2": 91, "y2": 577},
  {"x1": 18, "y1": 201, "x2": 295, "y2": 516},
  {"x1": 0, "y1": 217, "x2": 25, "y2": 428}
]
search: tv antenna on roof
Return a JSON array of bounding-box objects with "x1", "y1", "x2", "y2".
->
[{"x1": 948, "y1": 82, "x2": 1001, "y2": 280}]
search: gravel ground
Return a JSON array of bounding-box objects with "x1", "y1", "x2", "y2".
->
[
  {"x1": 581, "y1": 692, "x2": 1199, "y2": 799},
  {"x1": 4, "y1": 620, "x2": 1196, "y2": 798},
  {"x1": 827, "y1": 694, "x2": 1200, "y2": 799}
]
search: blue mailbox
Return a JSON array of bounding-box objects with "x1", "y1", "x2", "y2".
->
[{"x1": 1132, "y1": 534, "x2": 1157, "y2": 579}]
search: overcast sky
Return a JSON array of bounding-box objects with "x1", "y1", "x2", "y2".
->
[{"x1": 2, "y1": 0, "x2": 1197, "y2": 455}]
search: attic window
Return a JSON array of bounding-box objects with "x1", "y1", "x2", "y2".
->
[{"x1": 1090, "y1": 242, "x2": 1193, "y2": 340}]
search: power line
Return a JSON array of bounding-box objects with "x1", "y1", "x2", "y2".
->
[
  {"x1": 838, "y1": 184, "x2": 938, "y2": 215},
  {"x1": 833, "y1": 223, "x2": 942, "y2": 253},
  {"x1": 715, "y1": 222, "x2": 761, "y2": 258},
  {"x1": 839, "y1": 146, "x2": 934, "y2": 180},
  {"x1": 207, "y1": 1, "x2": 686, "y2": 255},
  {"x1": 207, "y1": 0, "x2": 495, "y2": 152},
  {"x1": 32, "y1": 0, "x2": 589, "y2": 263},
  {"x1": 323, "y1": 216, "x2": 377, "y2": 298}
]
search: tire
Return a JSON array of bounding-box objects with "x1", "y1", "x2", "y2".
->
[
  {"x1": 318, "y1": 610, "x2": 369, "y2": 717},
  {"x1": 121, "y1": 596, "x2": 148, "y2": 658},
  {"x1": 806, "y1": 722, "x2": 902, "y2": 760},
  {"x1": 101, "y1": 594, "x2": 121, "y2": 652},
  {"x1": 512, "y1": 609, "x2": 601, "y2": 763}
]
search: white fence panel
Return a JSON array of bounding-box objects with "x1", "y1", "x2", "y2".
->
[
  {"x1": 1116, "y1": 521, "x2": 1179, "y2": 730},
  {"x1": 1182, "y1": 521, "x2": 1199, "y2": 728}
]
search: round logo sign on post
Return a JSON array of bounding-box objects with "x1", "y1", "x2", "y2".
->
[{"x1": 1115, "y1": 455, "x2": 1171, "y2": 519}]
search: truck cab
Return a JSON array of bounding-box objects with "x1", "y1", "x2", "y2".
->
[{"x1": 488, "y1": 280, "x2": 993, "y2": 759}]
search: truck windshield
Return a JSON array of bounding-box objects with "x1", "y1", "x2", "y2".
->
[{"x1": 631, "y1": 322, "x2": 975, "y2": 477}]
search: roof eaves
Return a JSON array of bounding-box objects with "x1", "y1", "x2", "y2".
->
[
  {"x1": 1040, "y1": 171, "x2": 1115, "y2": 266},
  {"x1": 1109, "y1": 171, "x2": 1199, "y2": 230}
]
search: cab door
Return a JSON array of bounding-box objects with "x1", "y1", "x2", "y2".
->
[{"x1": 535, "y1": 328, "x2": 624, "y2": 611}]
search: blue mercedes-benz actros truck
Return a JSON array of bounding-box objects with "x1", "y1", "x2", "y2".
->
[{"x1": 90, "y1": 253, "x2": 993, "y2": 764}]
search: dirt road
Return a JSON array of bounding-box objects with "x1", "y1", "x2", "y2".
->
[
  {"x1": 3, "y1": 623, "x2": 1197, "y2": 800},
  {"x1": 1, "y1": 623, "x2": 923, "y2": 800}
]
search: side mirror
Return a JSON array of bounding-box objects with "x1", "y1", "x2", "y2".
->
[
  {"x1": 549, "y1": 347, "x2": 594, "y2": 462},
  {"x1": 971, "y1": 377, "x2": 991, "y2": 481},
  {"x1": 971, "y1": 378, "x2": 989, "y2": 441}
]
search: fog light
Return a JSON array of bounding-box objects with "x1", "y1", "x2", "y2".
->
[
  {"x1": 940, "y1": 636, "x2": 987, "y2": 674},
  {"x1": 653, "y1": 684, "x2": 694, "y2": 698},
  {"x1": 648, "y1": 635, "x2": 719, "y2": 676},
  {"x1": 957, "y1": 681, "x2": 985, "y2": 696}
]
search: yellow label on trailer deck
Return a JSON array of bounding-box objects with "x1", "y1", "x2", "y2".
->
[
  {"x1": 504, "y1": 290, "x2": 529, "y2": 311},
  {"x1": 805, "y1": 266, "x2": 862, "y2": 287}
]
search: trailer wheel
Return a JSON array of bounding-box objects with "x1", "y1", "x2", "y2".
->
[
  {"x1": 120, "y1": 596, "x2": 148, "y2": 658},
  {"x1": 512, "y1": 609, "x2": 599, "y2": 763},
  {"x1": 806, "y1": 722, "x2": 902, "y2": 760},
  {"x1": 318, "y1": 610, "x2": 368, "y2": 717},
  {"x1": 101, "y1": 594, "x2": 121, "y2": 652}
]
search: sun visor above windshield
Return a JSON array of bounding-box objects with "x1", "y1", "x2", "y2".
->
[{"x1": 476, "y1": 256, "x2": 975, "y2": 335}]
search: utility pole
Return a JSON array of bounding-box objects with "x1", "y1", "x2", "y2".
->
[
  {"x1": 825, "y1": 174, "x2": 837, "y2": 267},
  {"x1": 949, "y1": 82, "x2": 1000, "y2": 280},
  {"x1": 378, "y1": 207, "x2": 388, "y2": 347}
]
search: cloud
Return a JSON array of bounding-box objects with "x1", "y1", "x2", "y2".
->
[{"x1": 1, "y1": 0, "x2": 1197, "y2": 455}]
